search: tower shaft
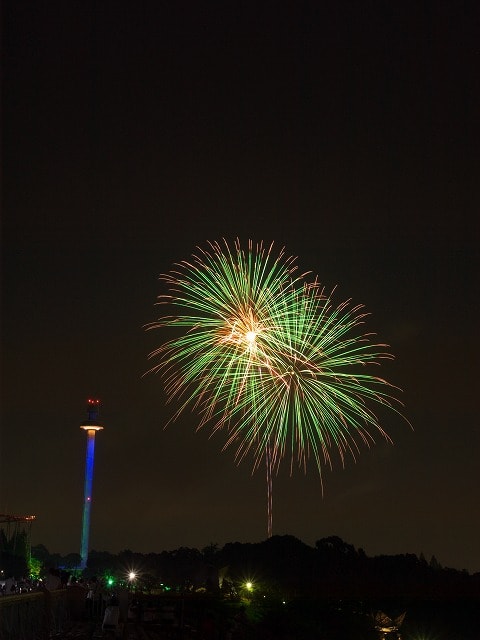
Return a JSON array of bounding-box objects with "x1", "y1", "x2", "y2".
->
[
  {"x1": 79, "y1": 399, "x2": 103, "y2": 570},
  {"x1": 80, "y1": 430, "x2": 97, "y2": 568}
]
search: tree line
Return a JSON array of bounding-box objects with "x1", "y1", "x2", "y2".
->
[{"x1": 25, "y1": 535, "x2": 479, "y2": 600}]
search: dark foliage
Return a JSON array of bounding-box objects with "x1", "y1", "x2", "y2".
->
[{"x1": 30, "y1": 534, "x2": 480, "y2": 601}]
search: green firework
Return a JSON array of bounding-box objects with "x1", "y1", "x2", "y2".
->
[{"x1": 146, "y1": 238, "x2": 407, "y2": 482}]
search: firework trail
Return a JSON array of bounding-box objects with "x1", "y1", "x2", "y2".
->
[{"x1": 146, "y1": 239, "x2": 407, "y2": 537}]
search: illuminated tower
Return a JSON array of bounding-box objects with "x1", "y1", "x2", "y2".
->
[{"x1": 79, "y1": 398, "x2": 104, "y2": 570}]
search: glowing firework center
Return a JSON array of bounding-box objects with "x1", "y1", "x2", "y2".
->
[
  {"x1": 221, "y1": 307, "x2": 262, "y2": 356},
  {"x1": 245, "y1": 330, "x2": 257, "y2": 349}
]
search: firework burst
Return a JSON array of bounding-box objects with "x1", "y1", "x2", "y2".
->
[{"x1": 146, "y1": 239, "x2": 407, "y2": 537}]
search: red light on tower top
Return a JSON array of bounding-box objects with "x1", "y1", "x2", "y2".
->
[{"x1": 80, "y1": 398, "x2": 104, "y2": 431}]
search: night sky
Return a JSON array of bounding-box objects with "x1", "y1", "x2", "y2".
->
[{"x1": 2, "y1": 3, "x2": 479, "y2": 573}]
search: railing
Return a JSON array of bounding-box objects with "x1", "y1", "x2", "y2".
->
[{"x1": 0, "y1": 589, "x2": 68, "y2": 640}]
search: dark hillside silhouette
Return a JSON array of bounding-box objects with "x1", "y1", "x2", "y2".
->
[{"x1": 30, "y1": 534, "x2": 479, "y2": 601}]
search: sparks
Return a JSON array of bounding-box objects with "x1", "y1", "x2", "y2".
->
[{"x1": 146, "y1": 238, "x2": 409, "y2": 537}]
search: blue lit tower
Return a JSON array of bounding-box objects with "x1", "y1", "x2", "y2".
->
[{"x1": 79, "y1": 398, "x2": 104, "y2": 570}]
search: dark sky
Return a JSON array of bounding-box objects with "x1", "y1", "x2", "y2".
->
[{"x1": 2, "y1": 2, "x2": 479, "y2": 573}]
